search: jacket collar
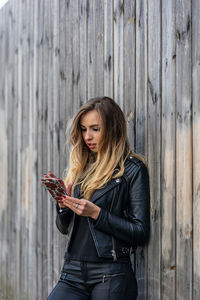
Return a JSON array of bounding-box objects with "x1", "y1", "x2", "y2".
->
[
  {"x1": 90, "y1": 177, "x2": 122, "y2": 203},
  {"x1": 73, "y1": 177, "x2": 122, "y2": 203},
  {"x1": 73, "y1": 158, "x2": 132, "y2": 202}
]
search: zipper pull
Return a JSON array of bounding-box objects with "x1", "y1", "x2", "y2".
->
[{"x1": 111, "y1": 249, "x2": 117, "y2": 261}]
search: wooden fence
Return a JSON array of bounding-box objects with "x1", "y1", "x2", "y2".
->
[{"x1": 0, "y1": 0, "x2": 199, "y2": 299}]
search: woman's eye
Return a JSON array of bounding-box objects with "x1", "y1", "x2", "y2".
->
[{"x1": 80, "y1": 127, "x2": 100, "y2": 132}]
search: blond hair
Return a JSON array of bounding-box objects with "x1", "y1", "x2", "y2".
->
[{"x1": 63, "y1": 97, "x2": 144, "y2": 199}]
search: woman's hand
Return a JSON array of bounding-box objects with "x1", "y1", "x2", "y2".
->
[
  {"x1": 58, "y1": 195, "x2": 101, "y2": 220},
  {"x1": 40, "y1": 171, "x2": 73, "y2": 208}
]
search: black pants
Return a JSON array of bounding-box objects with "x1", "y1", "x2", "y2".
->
[{"x1": 47, "y1": 258, "x2": 138, "y2": 300}]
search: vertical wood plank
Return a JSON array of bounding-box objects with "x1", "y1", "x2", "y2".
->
[
  {"x1": 113, "y1": 0, "x2": 124, "y2": 107},
  {"x1": 1, "y1": 4, "x2": 9, "y2": 299},
  {"x1": 87, "y1": 0, "x2": 95, "y2": 98},
  {"x1": 0, "y1": 4, "x2": 8, "y2": 296},
  {"x1": 16, "y1": 0, "x2": 23, "y2": 299},
  {"x1": 161, "y1": 1, "x2": 176, "y2": 299},
  {"x1": 79, "y1": 0, "x2": 88, "y2": 103},
  {"x1": 147, "y1": 0, "x2": 161, "y2": 299},
  {"x1": 20, "y1": 0, "x2": 31, "y2": 298},
  {"x1": 5, "y1": 5, "x2": 9, "y2": 298},
  {"x1": 95, "y1": 0, "x2": 104, "y2": 95},
  {"x1": 28, "y1": 0, "x2": 38, "y2": 298},
  {"x1": 123, "y1": 0, "x2": 136, "y2": 152},
  {"x1": 12, "y1": 2, "x2": 21, "y2": 299},
  {"x1": 7, "y1": 1, "x2": 18, "y2": 299},
  {"x1": 135, "y1": 1, "x2": 148, "y2": 298},
  {"x1": 176, "y1": 0, "x2": 192, "y2": 299},
  {"x1": 51, "y1": 0, "x2": 61, "y2": 289},
  {"x1": 58, "y1": 0, "x2": 69, "y2": 275},
  {"x1": 104, "y1": 0, "x2": 114, "y2": 98},
  {"x1": 64, "y1": 0, "x2": 73, "y2": 118},
  {"x1": 72, "y1": 0, "x2": 80, "y2": 111},
  {"x1": 46, "y1": 0, "x2": 54, "y2": 296},
  {"x1": 135, "y1": 0, "x2": 148, "y2": 156},
  {"x1": 37, "y1": 0, "x2": 45, "y2": 298},
  {"x1": 192, "y1": 0, "x2": 200, "y2": 298},
  {"x1": 61, "y1": 0, "x2": 73, "y2": 173},
  {"x1": 27, "y1": 1, "x2": 34, "y2": 299}
]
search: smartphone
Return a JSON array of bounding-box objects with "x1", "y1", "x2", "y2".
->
[
  {"x1": 49, "y1": 178, "x2": 68, "y2": 196},
  {"x1": 41, "y1": 177, "x2": 68, "y2": 198}
]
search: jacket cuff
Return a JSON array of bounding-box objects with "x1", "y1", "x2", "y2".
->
[
  {"x1": 56, "y1": 203, "x2": 69, "y2": 214},
  {"x1": 93, "y1": 207, "x2": 107, "y2": 228}
]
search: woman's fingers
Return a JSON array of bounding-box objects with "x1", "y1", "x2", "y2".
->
[
  {"x1": 58, "y1": 196, "x2": 80, "y2": 210},
  {"x1": 55, "y1": 196, "x2": 65, "y2": 201},
  {"x1": 66, "y1": 182, "x2": 73, "y2": 196},
  {"x1": 41, "y1": 173, "x2": 68, "y2": 186},
  {"x1": 41, "y1": 175, "x2": 74, "y2": 207},
  {"x1": 41, "y1": 174, "x2": 68, "y2": 194},
  {"x1": 59, "y1": 196, "x2": 97, "y2": 218},
  {"x1": 41, "y1": 172, "x2": 57, "y2": 182},
  {"x1": 47, "y1": 171, "x2": 57, "y2": 178}
]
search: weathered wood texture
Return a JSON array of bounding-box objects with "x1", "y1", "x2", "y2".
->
[{"x1": 0, "y1": 0, "x2": 199, "y2": 299}]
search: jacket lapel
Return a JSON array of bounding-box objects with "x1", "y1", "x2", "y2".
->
[
  {"x1": 90, "y1": 177, "x2": 122, "y2": 203},
  {"x1": 73, "y1": 177, "x2": 122, "y2": 203},
  {"x1": 73, "y1": 184, "x2": 81, "y2": 198}
]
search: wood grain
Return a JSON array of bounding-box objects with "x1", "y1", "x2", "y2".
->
[
  {"x1": 192, "y1": 1, "x2": 200, "y2": 299},
  {"x1": 176, "y1": 0, "x2": 192, "y2": 299},
  {"x1": 0, "y1": 0, "x2": 198, "y2": 299},
  {"x1": 161, "y1": 1, "x2": 176, "y2": 299}
]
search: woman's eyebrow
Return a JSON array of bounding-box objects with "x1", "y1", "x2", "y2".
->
[{"x1": 80, "y1": 124, "x2": 100, "y2": 127}]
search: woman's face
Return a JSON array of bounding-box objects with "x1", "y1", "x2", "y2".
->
[{"x1": 80, "y1": 110, "x2": 103, "y2": 152}]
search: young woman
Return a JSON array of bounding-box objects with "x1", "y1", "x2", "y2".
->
[{"x1": 41, "y1": 96, "x2": 150, "y2": 300}]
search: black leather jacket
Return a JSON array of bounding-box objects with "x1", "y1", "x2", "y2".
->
[{"x1": 56, "y1": 156, "x2": 150, "y2": 261}]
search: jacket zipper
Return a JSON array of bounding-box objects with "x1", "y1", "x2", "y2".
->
[
  {"x1": 66, "y1": 212, "x2": 76, "y2": 250},
  {"x1": 110, "y1": 188, "x2": 117, "y2": 261},
  {"x1": 87, "y1": 184, "x2": 118, "y2": 260},
  {"x1": 87, "y1": 217, "x2": 101, "y2": 257}
]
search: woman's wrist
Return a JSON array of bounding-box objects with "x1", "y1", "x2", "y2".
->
[
  {"x1": 56, "y1": 203, "x2": 68, "y2": 214},
  {"x1": 91, "y1": 206, "x2": 101, "y2": 220},
  {"x1": 58, "y1": 202, "x2": 66, "y2": 209}
]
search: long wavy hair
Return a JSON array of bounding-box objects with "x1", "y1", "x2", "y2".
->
[{"x1": 63, "y1": 96, "x2": 143, "y2": 199}]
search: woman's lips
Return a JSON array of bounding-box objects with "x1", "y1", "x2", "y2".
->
[{"x1": 87, "y1": 143, "x2": 96, "y2": 149}]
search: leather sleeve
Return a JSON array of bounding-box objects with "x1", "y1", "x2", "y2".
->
[
  {"x1": 93, "y1": 164, "x2": 150, "y2": 246},
  {"x1": 55, "y1": 204, "x2": 73, "y2": 234}
]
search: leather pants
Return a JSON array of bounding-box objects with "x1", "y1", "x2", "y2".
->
[{"x1": 47, "y1": 258, "x2": 138, "y2": 300}]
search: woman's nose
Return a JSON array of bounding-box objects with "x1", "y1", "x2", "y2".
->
[{"x1": 85, "y1": 130, "x2": 93, "y2": 140}]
